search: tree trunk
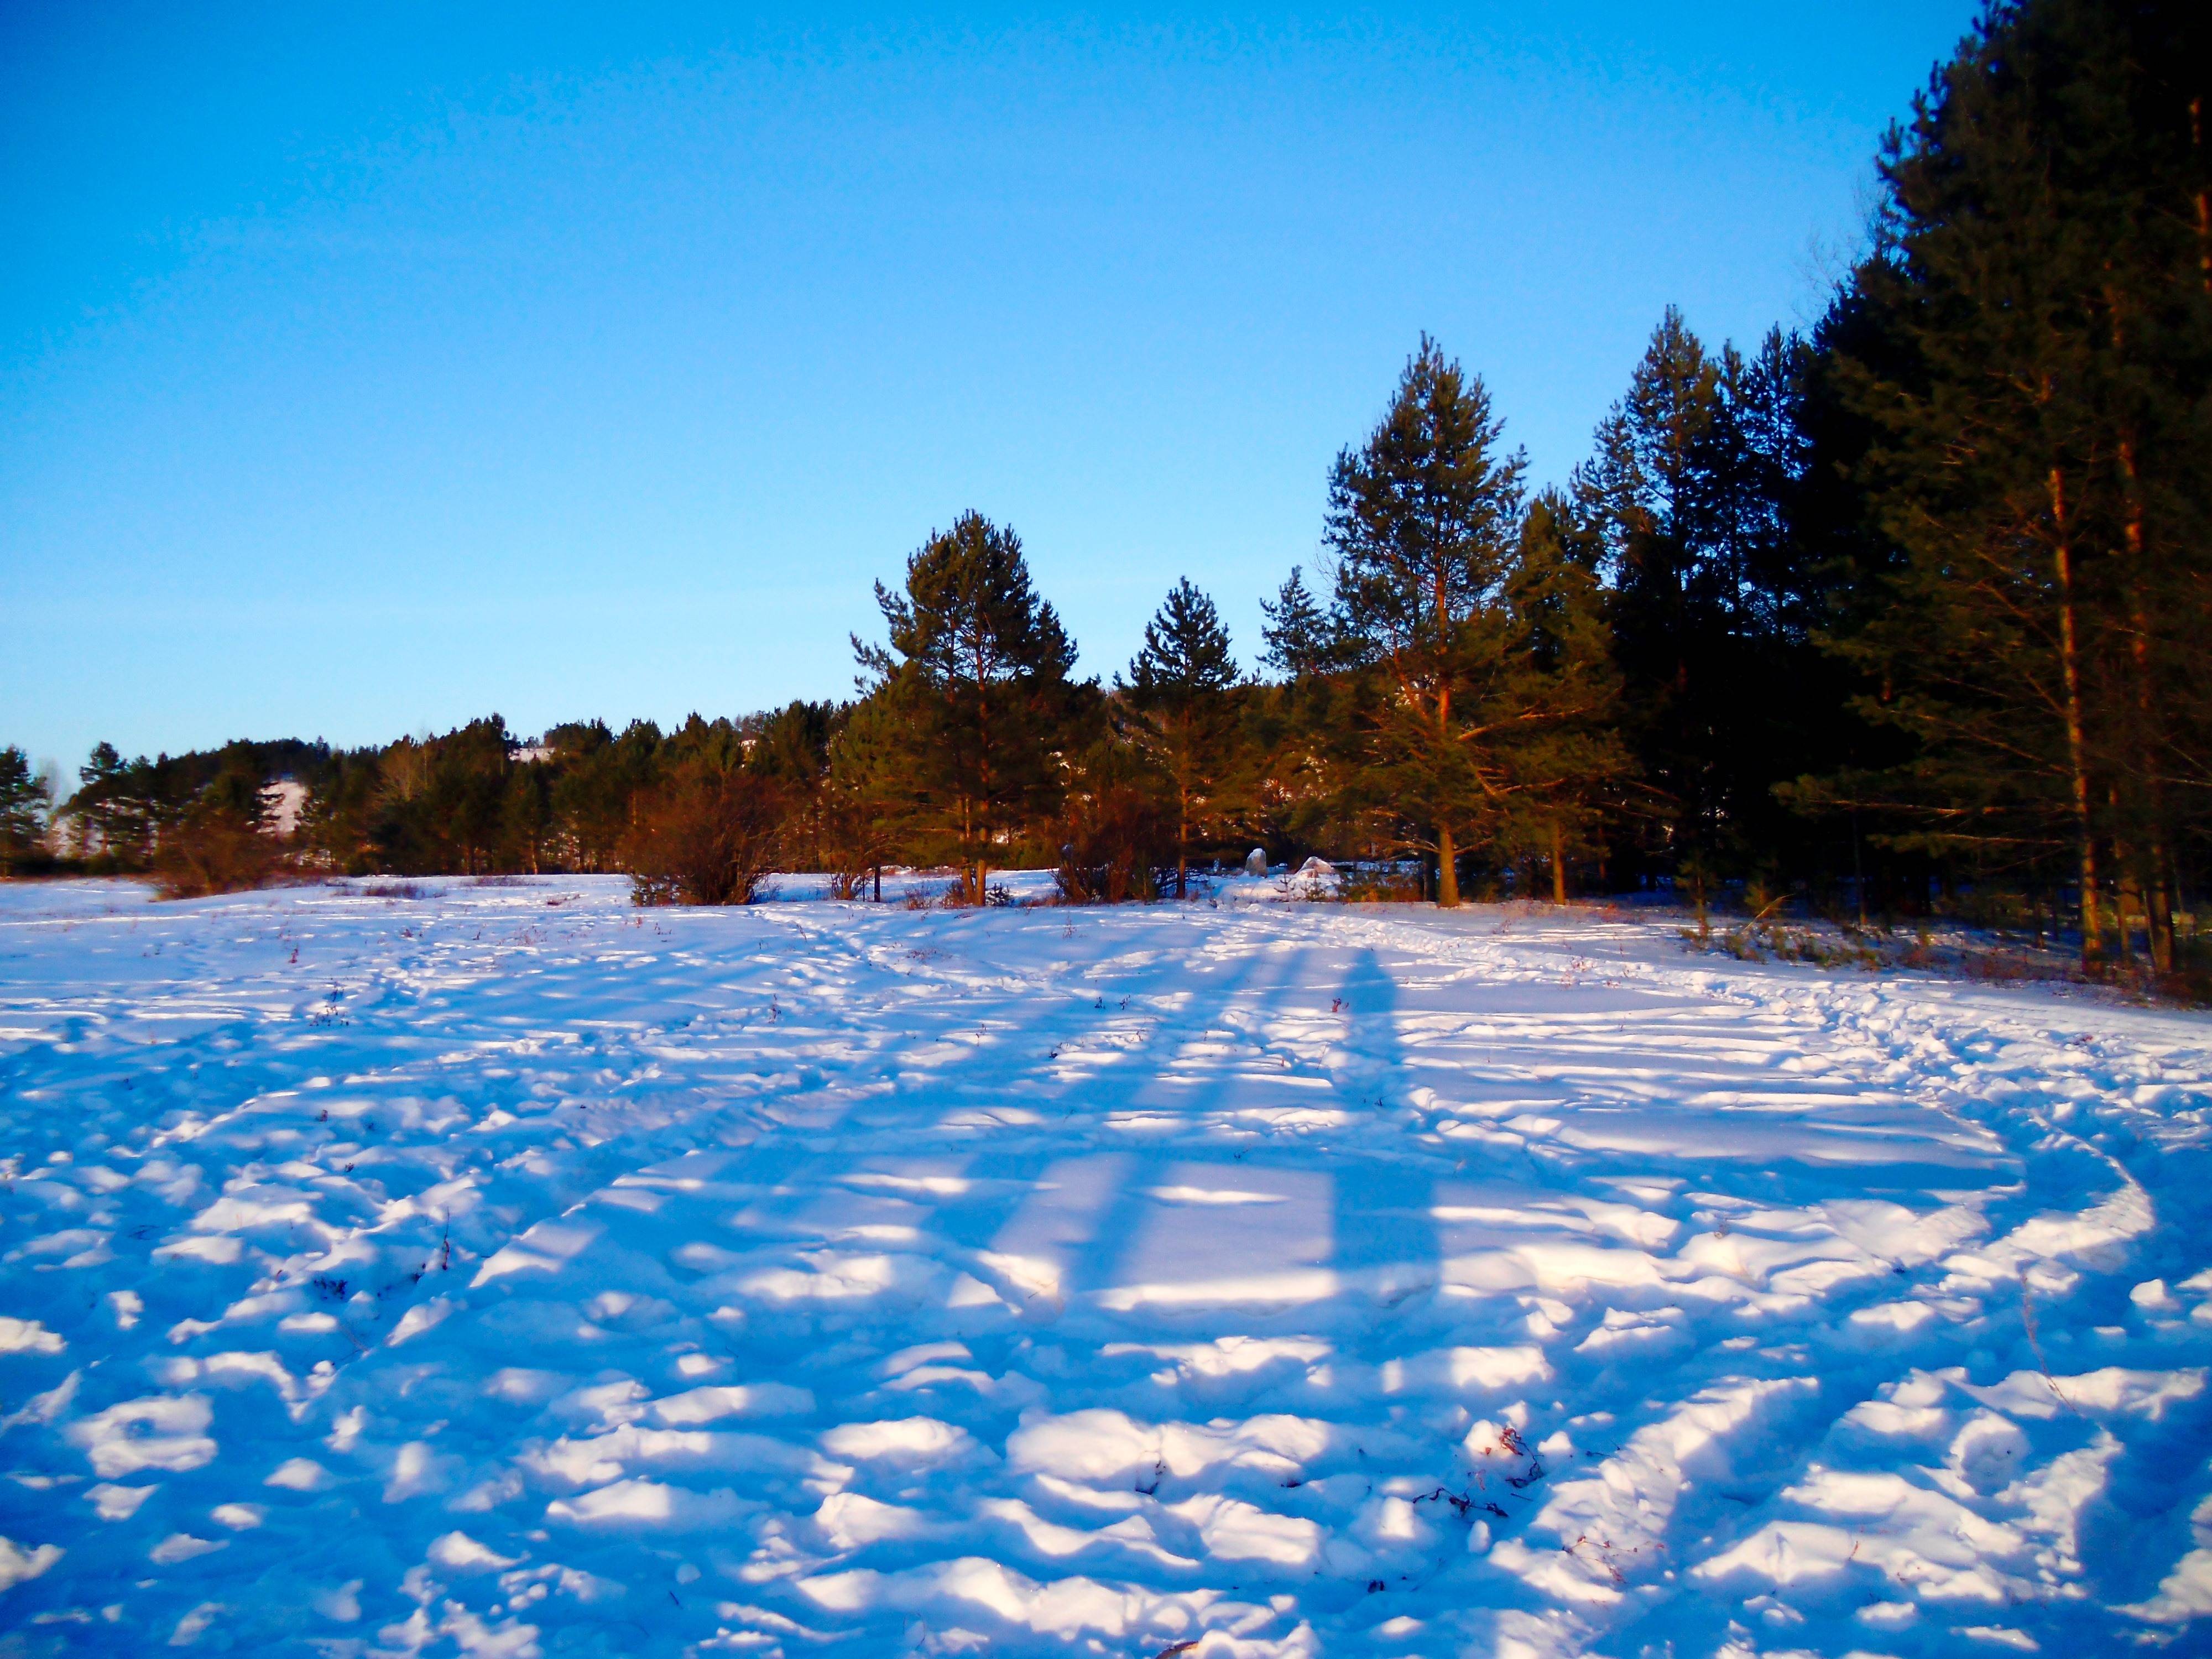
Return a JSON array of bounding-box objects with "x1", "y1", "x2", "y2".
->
[
  {"x1": 1432, "y1": 676, "x2": 1459, "y2": 908},
  {"x1": 1177, "y1": 781, "x2": 1188, "y2": 900},
  {"x1": 2110, "y1": 787, "x2": 2138, "y2": 966},
  {"x1": 1851, "y1": 807, "x2": 1868, "y2": 928},
  {"x1": 2120, "y1": 870, "x2": 2145, "y2": 968},
  {"x1": 2193, "y1": 96, "x2": 2212, "y2": 295},
  {"x1": 2049, "y1": 466, "x2": 2104, "y2": 966},
  {"x1": 1436, "y1": 825, "x2": 1460, "y2": 907},
  {"x1": 958, "y1": 792, "x2": 975, "y2": 904},
  {"x1": 1550, "y1": 818, "x2": 1567, "y2": 904},
  {"x1": 2114, "y1": 433, "x2": 2177, "y2": 974}
]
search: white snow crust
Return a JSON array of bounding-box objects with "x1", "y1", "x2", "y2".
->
[{"x1": 0, "y1": 876, "x2": 2208, "y2": 1656}]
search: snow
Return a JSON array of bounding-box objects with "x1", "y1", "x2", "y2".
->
[
  {"x1": 259, "y1": 781, "x2": 310, "y2": 839},
  {"x1": 0, "y1": 877, "x2": 2209, "y2": 1657},
  {"x1": 1217, "y1": 858, "x2": 1342, "y2": 905}
]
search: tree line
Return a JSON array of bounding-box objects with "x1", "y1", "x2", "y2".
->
[{"x1": 3, "y1": 0, "x2": 2205, "y2": 981}]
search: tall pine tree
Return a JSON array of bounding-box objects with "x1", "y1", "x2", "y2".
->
[
  {"x1": 858, "y1": 512, "x2": 1078, "y2": 902},
  {"x1": 1123, "y1": 578, "x2": 1240, "y2": 897},
  {"x1": 1820, "y1": 0, "x2": 2212, "y2": 968},
  {"x1": 1328, "y1": 338, "x2": 1526, "y2": 902},
  {"x1": 0, "y1": 747, "x2": 49, "y2": 870}
]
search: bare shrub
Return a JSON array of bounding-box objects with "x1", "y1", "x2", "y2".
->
[
  {"x1": 151, "y1": 797, "x2": 285, "y2": 899},
  {"x1": 1055, "y1": 773, "x2": 1166, "y2": 905},
  {"x1": 625, "y1": 766, "x2": 784, "y2": 906}
]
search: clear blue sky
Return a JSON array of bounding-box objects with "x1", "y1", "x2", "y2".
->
[{"x1": 2, "y1": 3, "x2": 1976, "y2": 775}]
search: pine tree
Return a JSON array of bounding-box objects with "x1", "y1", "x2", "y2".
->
[
  {"x1": 69, "y1": 742, "x2": 155, "y2": 865},
  {"x1": 549, "y1": 721, "x2": 659, "y2": 874},
  {"x1": 1259, "y1": 568, "x2": 1334, "y2": 680},
  {"x1": 499, "y1": 765, "x2": 550, "y2": 874},
  {"x1": 1575, "y1": 307, "x2": 1833, "y2": 921},
  {"x1": 858, "y1": 512, "x2": 1078, "y2": 902},
  {"x1": 1820, "y1": 0, "x2": 2212, "y2": 968},
  {"x1": 1505, "y1": 493, "x2": 1631, "y2": 901},
  {"x1": 0, "y1": 747, "x2": 49, "y2": 869},
  {"x1": 1325, "y1": 336, "x2": 1530, "y2": 904},
  {"x1": 1575, "y1": 309, "x2": 1729, "y2": 917},
  {"x1": 1123, "y1": 578, "x2": 1240, "y2": 896},
  {"x1": 823, "y1": 695, "x2": 912, "y2": 899},
  {"x1": 748, "y1": 701, "x2": 837, "y2": 871}
]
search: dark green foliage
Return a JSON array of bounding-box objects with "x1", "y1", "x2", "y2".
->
[
  {"x1": 822, "y1": 696, "x2": 911, "y2": 898},
  {"x1": 1503, "y1": 492, "x2": 1632, "y2": 899},
  {"x1": 549, "y1": 721, "x2": 662, "y2": 874},
  {"x1": 1572, "y1": 312, "x2": 1831, "y2": 921},
  {"x1": 1123, "y1": 579, "x2": 1240, "y2": 896},
  {"x1": 1799, "y1": 0, "x2": 2212, "y2": 969},
  {"x1": 0, "y1": 748, "x2": 49, "y2": 870},
  {"x1": 62, "y1": 737, "x2": 325, "y2": 876},
  {"x1": 748, "y1": 700, "x2": 838, "y2": 873},
  {"x1": 1055, "y1": 716, "x2": 1170, "y2": 904},
  {"x1": 1325, "y1": 337, "x2": 1526, "y2": 905},
  {"x1": 857, "y1": 511, "x2": 1079, "y2": 902},
  {"x1": 1321, "y1": 336, "x2": 1623, "y2": 904},
  {"x1": 1259, "y1": 568, "x2": 1336, "y2": 680},
  {"x1": 69, "y1": 742, "x2": 153, "y2": 865}
]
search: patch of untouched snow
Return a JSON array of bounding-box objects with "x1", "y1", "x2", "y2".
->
[{"x1": 0, "y1": 878, "x2": 2209, "y2": 1655}]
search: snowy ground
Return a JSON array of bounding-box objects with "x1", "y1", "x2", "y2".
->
[{"x1": 1, "y1": 877, "x2": 2209, "y2": 1658}]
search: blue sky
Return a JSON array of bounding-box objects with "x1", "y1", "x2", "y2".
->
[{"x1": 1, "y1": 3, "x2": 1976, "y2": 774}]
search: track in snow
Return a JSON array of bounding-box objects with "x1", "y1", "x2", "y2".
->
[{"x1": 1, "y1": 877, "x2": 2209, "y2": 1656}]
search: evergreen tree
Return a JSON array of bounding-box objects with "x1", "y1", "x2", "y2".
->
[
  {"x1": 1576, "y1": 309, "x2": 1729, "y2": 915},
  {"x1": 1055, "y1": 708, "x2": 1171, "y2": 903},
  {"x1": 1123, "y1": 578, "x2": 1240, "y2": 896},
  {"x1": 1505, "y1": 492, "x2": 1631, "y2": 900},
  {"x1": 1259, "y1": 567, "x2": 1334, "y2": 680},
  {"x1": 369, "y1": 718, "x2": 513, "y2": 874},
  {"x1": 858, "y1": 512, "x2": 1078, "y2": 902},
  {"x1": 296, "y1": 745, "x2": 383, "y2": 875},
  {"x1": 1325, "y1": 336, "x2": 1530, "y2": 904},
  {"x1": 1575, "y1": 309, "x2": 1829, "y2": 920},
  {"x1": 0, "y1": 747, "x2": 49, "y2": 869},
  {"x1": 500, "y1": 765, "x2": 551, "y2": 874},
  {"x1": 69, "y1": 742, "x2": 155, "y2": 865},
  {"x1": 823, "y1": 695, "x2": 912, "y2": 899},
  {"x1": 748, "y1": 700, "x2": 837, "y2": 871},
  {"x1": 550, "y1": 721, "x2": 661, "y2": 873},
  {"x1": 1818, "y1": 0, "x2": 2212, "y2": 968}
]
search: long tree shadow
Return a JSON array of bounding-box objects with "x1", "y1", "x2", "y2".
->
[
  {"x1": 1042, "y1": 918, "x2": 1319, "y2": 1305},
  {"x1": 1326, "y1": 944, "x2": 1442, "y2": 1317}
]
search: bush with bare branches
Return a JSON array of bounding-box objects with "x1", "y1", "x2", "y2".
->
[
  {"x1": 624, "y1": 765, "x2": 784, "y2": 906},
  {"x1": 152, "y1": 791, "x2": 285, "y2": 899}
]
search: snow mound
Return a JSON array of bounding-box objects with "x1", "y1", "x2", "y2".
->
[{"x1": 1220, "y1": 856, "x2": 1340, "y2": 903}]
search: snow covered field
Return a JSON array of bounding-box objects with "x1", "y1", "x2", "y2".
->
[{"x1": 1, "y1": 877, "x2": 2209, "y2": 1657}]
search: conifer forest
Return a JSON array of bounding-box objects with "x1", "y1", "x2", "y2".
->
[{"x1": 7, "y1": 0, "x2": 2210, "y2": 989}]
